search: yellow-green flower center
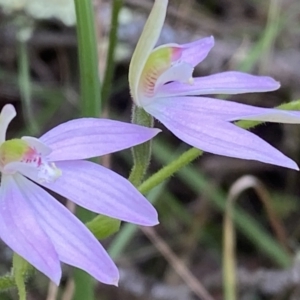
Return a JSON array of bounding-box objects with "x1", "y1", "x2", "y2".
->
[
  {"x1": 0, "y1": 138, "x2": 61, "y2": 182},
  {"x1": 139, "y1": 46, "x2": 182, "y2": 97},
  {"x1": 0, "y1": 139, "x2": 34, "y2": 167}
]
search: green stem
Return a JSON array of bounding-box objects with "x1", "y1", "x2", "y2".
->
[
  {"x1": 74, "y1": 0, "x2": 101, "y2": 117},
  {"x1": 138, "y1": 147, "x2": 201, "y2": 194},
  {"x1": 101, "y1": 0, "x2": 123, "y2": 106},
  {"x1": 73, "y1": 270, "x2": 94, "y2": 300},
  {"x1": 13, "y1": 254, "x2": 28, "y2": 300},
  {"x1": 129, "y1": 106, "x2": 154, "y2": 186}
]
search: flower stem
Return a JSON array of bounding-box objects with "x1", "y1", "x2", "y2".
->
[
  {"x1": 129, "y1": 106, "x2": 154, "y2": 186},
  {"x1": 138, "y1": 147, "x2": 202, "y2": 194},
  {"x1": 13, "y1": 253, "x2": 29, "y2": 300}
]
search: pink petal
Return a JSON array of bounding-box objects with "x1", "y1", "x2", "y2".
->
[
  {"x1": 180, "y1": 36, "x2": 214, "y2": 67},
  {"x1": 39, "y1": 118, "x2": 160, "y2": 161},
  {"x1": 146, "y1": 96, "x2": 300, "y2": 124},
  {"x1": 157, "y1": 71, "x2": 280, "y2": 97},
  {"x1": 14, "y1": 174, "x2": 119, "y2": 285},
  {"x1": 19, "y1": 160, "x2": 159, "y2": 226},
  {"x1": 144, "y1": 97, "x2": 298, "y2": 169},
  {"x1": 0, "y1": 175, "x2": 61, "y2": 284}
]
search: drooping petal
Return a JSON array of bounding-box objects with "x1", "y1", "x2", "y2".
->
[
  {"x1": 39, "y1": 118, "x2": 160, "y2": 161},
  {"x1": 157, "y1": 71, "x2": 280, "y2": 97},
  {"x1": 144, "y1": 98, "x2": 299, "y2": 169},
  {"x1": 0, "y1": 104, "x2": 16, "y2": 145},
  {"x1": 129, "y1": 0, "x2": 168, "y2": 106},
  {"x1": 0, "y1": 175, "x2": 61, "y2": 284},
  {"x1": 179, "y1": 36, "x2": 215, "y2": 67},
  {"x1": 18, "y1": 160, "x2": 159, "y2": 226},
  {"x1": 14, "y1": 174, "x2": 119, "y2": 286}
]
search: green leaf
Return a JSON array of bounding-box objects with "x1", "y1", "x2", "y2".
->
[
  {"x1": 74, "y1": 0, "x2": 101, "y2": 118},
  {"x1": 86, "y1": 215, "x2": 121, "y2": 240}
]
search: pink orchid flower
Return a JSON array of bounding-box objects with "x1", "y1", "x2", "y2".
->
[
  {"x1": 129, "y1": 0, "x2": 300, "y2": 169},
  {"x1": 0, "y1": 104, "x2": 160, "y2": 285}
]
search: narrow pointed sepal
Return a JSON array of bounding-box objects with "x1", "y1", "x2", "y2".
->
[
  {"x1": 157, "y1": 71, "x2": 280, "y2": 97},
  {"x1": 40, "y1": 118, "x2": 160, "y2": 161},
  {"x1": 14, "y1": 174, "x2": 119, "y2": 285},
  {"x1": 0, "y1": 175, "x2": 61, "y2": 284},
  {"x1": 144, "y1": 96, "x2": 300, "y2": 124},
  {"x1": 18, "y1": 160, "x2": 159, "y2": 226},
  {"x1": 144, "y1": 97, "x2": 299, "y2": 170}
]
